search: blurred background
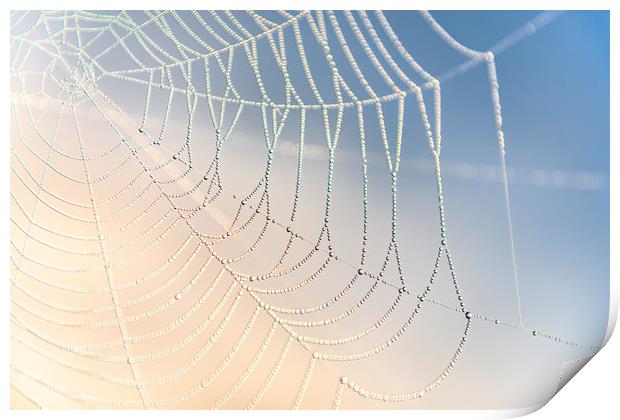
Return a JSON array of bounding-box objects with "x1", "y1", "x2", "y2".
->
[{"x1": 9, "y1": 10, "x2": 609, "y2": 409}]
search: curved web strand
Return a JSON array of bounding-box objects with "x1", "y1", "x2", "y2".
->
[{"x1": 9, "y1": 10, "x2": 598, "y2": 410}]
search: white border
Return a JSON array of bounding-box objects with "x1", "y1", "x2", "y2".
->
[
  {"x1": 2, "y1": 2, "x2": 617, "y2": 419},
  {"x1": 1, "y1": 0, "x2": 619, "y2": 11}
]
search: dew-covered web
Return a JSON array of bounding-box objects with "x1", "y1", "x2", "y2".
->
[{"x1": 9, "y1": 10, "x2": 601, "y2": 409}]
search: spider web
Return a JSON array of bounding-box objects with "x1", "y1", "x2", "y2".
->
[{"x1": 9, "y1": 10, "x2": 600, "y2": 409}]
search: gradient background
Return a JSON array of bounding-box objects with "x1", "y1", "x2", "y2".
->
[{"x1": 9, "y1": 10, "x2": 610, "y2": 409}]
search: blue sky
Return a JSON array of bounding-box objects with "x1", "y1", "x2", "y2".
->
[{"x1": 10, "y1": 10, "x2": 611, "y2": 409}]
